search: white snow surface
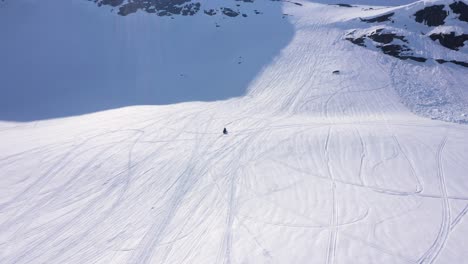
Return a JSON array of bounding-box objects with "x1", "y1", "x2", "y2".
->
[{"x1": 1, "y1": 0, "x2": 468, "y2": 264}]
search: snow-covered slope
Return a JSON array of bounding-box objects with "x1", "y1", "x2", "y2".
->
[{"x1": 1, "y1": 0, "x2": 468, "y2": 264}]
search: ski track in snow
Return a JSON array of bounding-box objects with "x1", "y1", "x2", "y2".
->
[
  {"x1": 418, "y1": 135, "x2": 450, "y2": 264},
  {"x1": 324, "y1": 127, "x2": 338, "y2": 264},
  {"x1": 1, "y1": 114, "x2": 468, "y2": 263}
]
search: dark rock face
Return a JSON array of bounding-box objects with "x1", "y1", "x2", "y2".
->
[
  {"x1": 221, "y1": 7, "x2": 239, "y2": 17},
  {"x1": 348, "y1": 3, "x2": 467, "y2": 68},
  {"x1": 367, "y1": 29, "x2": 407, "y2": 44},
  {"x1": 360, "y1": 12, "x2": 394, "y2": 23},
  {"x1": 95, "y1": 0, "x2": 124, "y2": 7},
  {"x1": 346, "y1": 29, "x2": 407, "y2": 47},
  {"x1": 449, "y1": 1, "x2": 468, "y2": 22},
  {"x1": 89, "y1": 0, "x2": 287, "y2": 17},
  {"x1": 92, "y1": 0, "x2": 202, "y2": 16},
  {"x1": 334, "y1": 4, "x2": 353, "y2": 8},
  {"x1": 346, "y1": 29, "x2": 425, "y2": 62},
  {"x1": 379, "y1": 44, "x2": 426, "y2": 62},
  {"x1": 379, "y1": 44, "x2": 408, "y2": 57},
  {"x1": 204, "y1": 9, "x2": 216, "y2": 16},
  {"x1": 345, "y1": 36, "x2": 366, "y2": 47},
  {"x1": 436, "y1": 59, "x2": 468, "y2": 68},
  {"x1": 429, "y1": 32, "x2": 468, "y2": 50},
  {"x1": 414, "y1": 5, "x2": 447, "y2": 26}
]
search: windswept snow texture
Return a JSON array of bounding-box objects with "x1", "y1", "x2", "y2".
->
[{"x1": 1, "y1": 1, "x2": 468, "y2": 264}]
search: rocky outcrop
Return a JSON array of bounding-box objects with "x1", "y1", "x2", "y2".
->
[
  {"x1": 429, "y1": 32, "x2": 468, "y2": 51},
  {"x1": 449, "y1": 1, "x2": 468, "y2": 22},
  {"x1": 89, "y1": 0, "x2": 293, "y2": 18},
  {"x1": 347, "y1": 2, "x2": 467, "y2": 68},
  {"x1": 90, "y1": 0, "x2": 201, "y2": 16},
  {"x1": 334, "y1": 4, "x2": 353, "y2": 8},
  {"x1": 367, "y1": 29, "x2": 407, "y2": 44},
  {"x1": 221, "y1": 7, "x2": 239, "y2": 17},
  {"x1": 346, "y1": 29, "x2": 425, "y2": 63},
  {"x1": 360, "y1": 12, "x2": 394, "y2": 23},
  {"x1": 436, "y1": 59, "x2": 468, "y2": 67},
  {"x1": 345, "y1": 35, "x2": 366, "y2": 47},
  {"x1": 414, "y1": 5, "x2": 448, "y2": 26}
]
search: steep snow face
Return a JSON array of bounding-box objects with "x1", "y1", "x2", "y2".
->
[
  {"x1": 342, "y1": 0, "x2": 468, "y2": 123},
  {"x1": 1, "y1": 1, "x2": 468, "y2": 264}
]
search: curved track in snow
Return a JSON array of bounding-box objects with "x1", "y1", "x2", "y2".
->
[{"x1": 1, "y1": 0, "x2": 468, "y2": 263}]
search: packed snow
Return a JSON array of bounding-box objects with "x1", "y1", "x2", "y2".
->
[{"x1": 1, "y1": 0, "x2": 468, "y2": 263}]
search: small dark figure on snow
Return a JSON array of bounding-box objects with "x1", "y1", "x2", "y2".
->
[{"x1": 223, "y1": 128, "x2": 228, "y2": 135}]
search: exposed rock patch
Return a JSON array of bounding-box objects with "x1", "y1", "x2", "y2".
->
[
  {"x1": 221, "y1": 7, "x2": 239, "y2": 17},
  {"x1": 360, "y1": 12, "x2": 394, "y2": 23},
  {"x1": 367, "y1": 29, "x2": 407, "y2": 44},
  {"x1": 414, "y1": 5, "x2": 447, "y2": 26},
  {"x1": 288, "y1": 1, "x2": 303, "y2": 6},
  {"x1": 334, "y1": 4, "x2": 353, "y2": 8},
  {"x1": 429, "y1": 32, "x2": 468, "y2": 50},
  {"x1": 379, "y1": 44, "x2": 426, "y2": 62},
  {"x1": 204, "y1": 9, "x2": 216, "y2": 16},
  {"x1": 436, "y1": 59, "x2": 468, "y2": 68},
  {"x1": 449, "y1": 1, "x2": 468, "y2": 22},
  {"x1": 345, "y1": 36, "x2": 366, "y2": 47},
  {"x1": 93, "y1": 0, "x2": 202, "y2": 16},
  {"x1": 346, "y1": 29, "x2": 426, "y2": 63},
  {"x1": 348, "y1": 2, "x2": 467, "y2": 68},
  {"x1": 90, "y1": 0, "x2": 294, "y2": 18},
  {"x1": 96, "y1": 0, "x2": 124, "y2": 7}
]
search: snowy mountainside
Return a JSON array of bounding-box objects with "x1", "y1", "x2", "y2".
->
[
  {"x1": 344, "y1": 0, "x2": 468, "y2": 66},
  {"x1": 341, "y1": 0, "x2": 468, "y2": 123},
  {"x1": 1, "y1": 0, "x2": 468, "y2": 264},
  {"x1": 0, "y1": 0, "x2": 466, "y2": 122}
]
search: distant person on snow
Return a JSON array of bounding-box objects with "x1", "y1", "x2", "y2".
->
[{"x1": 223, "y1": 128, "x2": 228, "y2": 135}]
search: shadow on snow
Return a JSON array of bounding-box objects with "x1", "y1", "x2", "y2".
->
[{"x1": 0, "y1": 0, "x2": 294, "y2": 121}]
